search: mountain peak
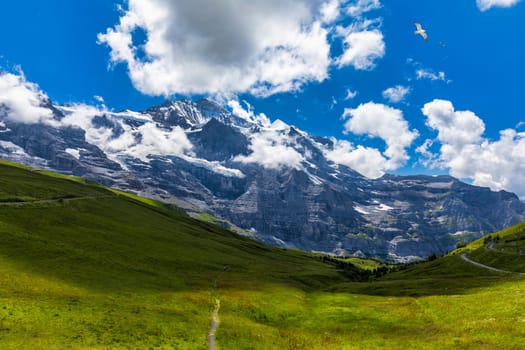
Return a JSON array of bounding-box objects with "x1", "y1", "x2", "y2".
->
[{"x1": 143, "y1": 98, "x2": 256, "y2": 129}]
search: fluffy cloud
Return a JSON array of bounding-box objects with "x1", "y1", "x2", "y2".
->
[
  {"x1": 422, "y1": 99, "x2": 485, "y2": 148},
  {"x1": 342, "y1": 102, "x2": 418, "y2": 170},
  {"x1": 421, "y1": 99, "x2": 525, "y2": 199},
  {"x1": 60, "y1": 104, "x2": 100, "y2": 129},
  {"x1": 325, "y1": 102, "x2": 417, "y2": 179},
  {"x1": 234, "y1": 127, "x2": 304, "y2": 169},
  {"x1": 382, "y1": 85, "x2": 410, "y2": 103},
  {"x1": 325, "y1": 140, "x2": 387, "y2": 178},
  {"x1": 99, "y1": 0, "x2": 386, "y2": 96},
  {"x1": 0, "y1": 71, "x2": 54, "y2": 125},
  {"x1": 321, "y1": 0, "x2": 341, "y2": 23},
  {"x1": 415, "y1": 139, "x2": 438, "y2": 167},
  {"x1": 476, "y1": 0, "x2": 521, "y2": 11},
  {"x1": 125, "y1": 123, "x2": 193, "y2": 162},
  {"x1": 336, "y1": 24, "x2": 385, "y2": 70},
  {"x1": 98, "y1": 0, "x2": 338, "y2": 97}
]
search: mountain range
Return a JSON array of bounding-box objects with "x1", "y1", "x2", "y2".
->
[{"x1": 1, "y1": 98, "x2": 524, "y2": 262}]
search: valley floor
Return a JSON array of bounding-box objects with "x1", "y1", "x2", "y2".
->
[{"x1": 1, "y1": 258, "x2": 524, "y2": 350}]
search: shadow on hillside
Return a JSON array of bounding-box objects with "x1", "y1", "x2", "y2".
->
[{"x1": 0, "y1": 193, "x2": 360, "y2": 294}]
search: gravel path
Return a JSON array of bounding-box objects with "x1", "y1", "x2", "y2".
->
[
  {"x1": 460, "y1": 253, "x2": 525, "y2": 275},
  {"x1": 208, "y1": 298, "x2": 220, "y2": 350}
]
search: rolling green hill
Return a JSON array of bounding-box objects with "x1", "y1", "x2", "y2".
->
[
  {"x1": 0, "y1": 160, "x2": 524, "y2": 349},
  {"x1": 458, "y1": 221, "x2": 525, "y2": 273}
]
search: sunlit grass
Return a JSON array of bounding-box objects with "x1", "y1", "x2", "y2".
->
[
  {"x1": 343, "y1": 257, "x2": 385, "y2": 271},
  {"x1": 33, "y1": 170, "x2": 87, "y2": 184},
  {"x1": 0, "y1": 161, "x2": 524, "y2": 349},
  {"x1": 0, "y1": 159, "x2": 32, "y2": 169},
  {"x1": 108, "y1": 188, "x2": 162, "y2": 207}
]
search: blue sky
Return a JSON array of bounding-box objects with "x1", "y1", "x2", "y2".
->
[{"x1": 1, "y1": 0, "x2": 525, "y2": 196}]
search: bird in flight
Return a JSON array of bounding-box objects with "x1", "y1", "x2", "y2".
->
[{"x1": 413, "y1": 21, "x2": 428, "y2": 41}]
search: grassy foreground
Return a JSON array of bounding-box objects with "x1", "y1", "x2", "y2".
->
[{"x1": 0, "y1": 160, "x2": 524, "y2": 349}]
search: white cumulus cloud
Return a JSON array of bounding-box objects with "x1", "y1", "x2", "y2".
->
[
  {"x1": 321, "y1": 0, "x2": 342, "y2": 23},
  {"x1": 126, "y1": 123, "x2": 193, "y2": 162},
  {"x1": 325, "y1": 139, "x2": 387, "y2": 178},
  {"x1": 0, "y1": 71, "x2": 55, "y2": 125},
  {"x1": 382, "y1": 85, "x2": 410, "y2": 103},
  {"x1": 342, "y1": 102, "x2": 419, "y2": 170},
  {"x1": 234, "y1": 128, "x2": 304, "y2": 170},
  {"x1": 421, "y1": 99, "x2": 525, "y2": 199},
  {"x1": 422, "y1": 99, "x2": 485, "y2": 148},
  {"x1": 98, "y1": 0, "x2": 339, "y2": 97},
  {"x1": 476, "y1": 0, "x2": 521, "y2": 11},
  {"x1": 336, "y1": 24, "x2": 385, "y2": 70},
  {"x1": 99, "y1": 0, "x2": 387, "y2": 96}
]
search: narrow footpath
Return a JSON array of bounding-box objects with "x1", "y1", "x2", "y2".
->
[
  {"x1": 208, "y1": 298, "x2": 220, "y2": 350},
  {"x1": 460, "y1": 253, "x2": 525, "y2": 275},
  {"x1": 0, "y1": 195, "x2": 114, "y2": 206}
]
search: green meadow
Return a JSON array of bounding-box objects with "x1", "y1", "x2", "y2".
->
[{"x1": 0, "y1": 160, "x2": 524, "y2": 349}]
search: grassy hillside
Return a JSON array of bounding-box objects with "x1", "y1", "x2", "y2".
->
[
  {"x1": 458, "y1": 221, "x2": 525, "y2": 273},
  {"x1": 0, "y1": 160, "x2": 524, "y2": 349}
]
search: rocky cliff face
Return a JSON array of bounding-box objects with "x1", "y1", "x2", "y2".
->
[{"x1": 1, "y1": 98, "x2": 524, "y2": 262}]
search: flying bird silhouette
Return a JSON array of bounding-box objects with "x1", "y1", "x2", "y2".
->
[{"x1": 413, "y1": 21, "x2": 428, "y2": 41}]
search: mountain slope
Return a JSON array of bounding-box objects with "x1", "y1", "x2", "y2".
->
[
  {"x1": 0, "y1": 161, "x2": 524, "y2": 349},
  {"x1": 1, "y1": 99, "x2": 525, "y2": 261}
]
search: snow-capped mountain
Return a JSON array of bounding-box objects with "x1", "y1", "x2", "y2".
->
[{"x1": 1, "y1": 98, "x2": 524, "y2": 262}]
